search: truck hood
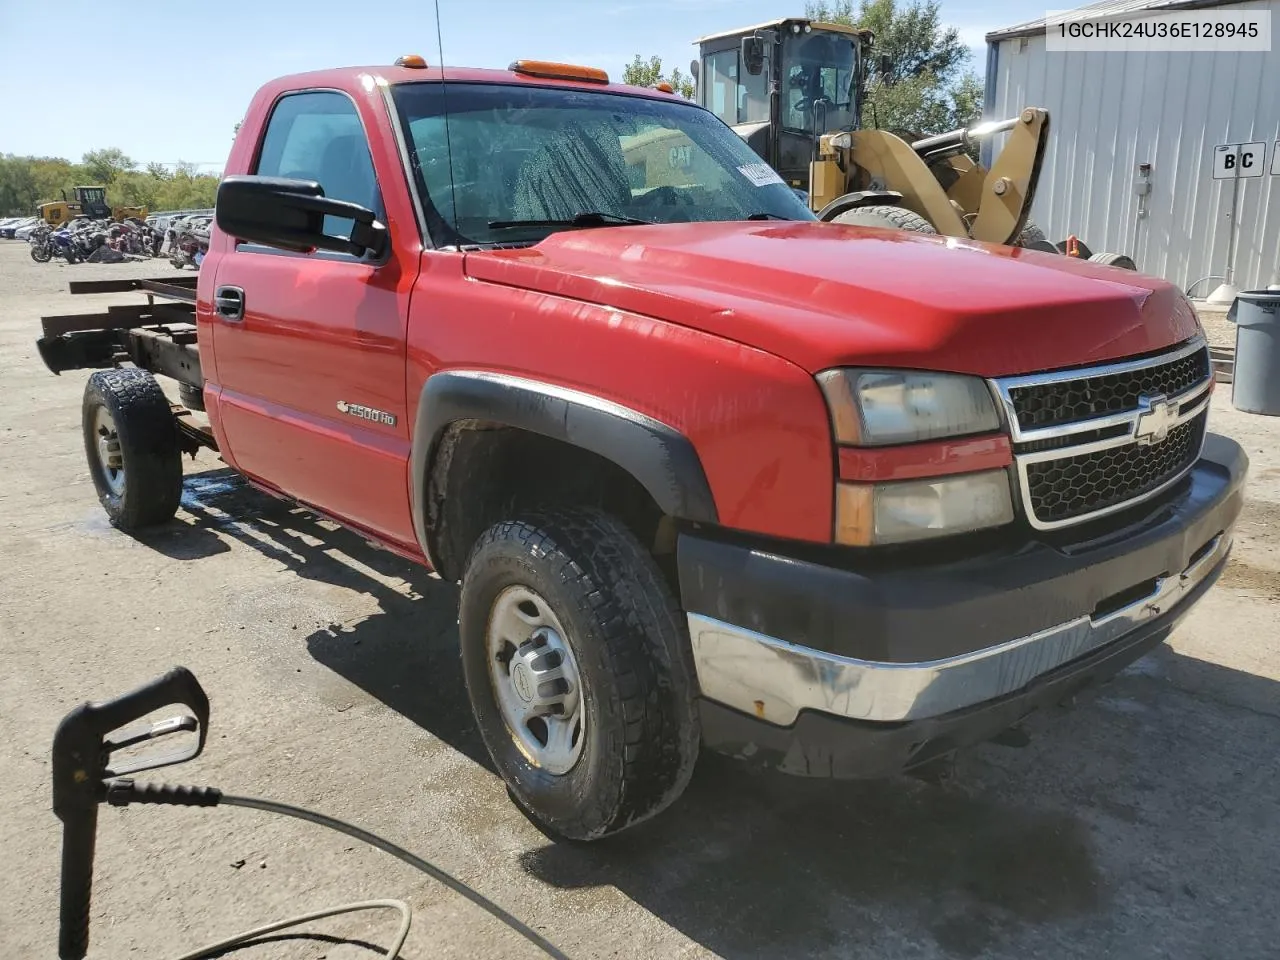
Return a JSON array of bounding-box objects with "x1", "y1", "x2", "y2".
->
[{"x1": 463, "y1": 221, "x2": 1201, "y2": 376}]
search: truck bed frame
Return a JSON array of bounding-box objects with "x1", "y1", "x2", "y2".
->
[{"x1": 37, "y1": 276, "x2": 217, "y2": 456}]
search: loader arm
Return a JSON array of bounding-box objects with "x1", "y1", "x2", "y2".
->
[{"x1": 968, "y1": 108, "x2": 1050, "y2": 246}]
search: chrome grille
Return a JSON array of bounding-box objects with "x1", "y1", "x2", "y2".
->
[
  {"x1": 1009, "y1": 348, "x2": 1210, "y2": 431},
  {"x1": 994, "y1": 338, "x2": 1212, "y2": 530},
  {"x1": 1025, "y1": 411, "x2": 1206, "y2": 524}
]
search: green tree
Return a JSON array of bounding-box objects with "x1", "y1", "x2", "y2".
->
[
  {"x1": 0, "y1": 151, "x2": 219, "y2": 216},
  {"x1": 30, "y1": 157, "x2": 78, "y2": 203},
  {"x1": 0, "y1": 155, "x2": 39, "y2": 215},
  {"x1": 805, "y1": 0, "x2": 982, "y2": 136},
  {"x1": 109, "y1": 171, "x2": 159, "y2": 210},
  {"x1": 948, "y1": 71, "x2": 984, "y2": 130},
  {"x1": 622, "y1": 55, "x2": 695, "y2": 99},
  {"x1": 81, "y1": 148, "x2": 136, "y2": 185}
]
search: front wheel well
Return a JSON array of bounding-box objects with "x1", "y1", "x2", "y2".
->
[{"x1": 426, "y1": 422, "x2": 672, "y2": 583}]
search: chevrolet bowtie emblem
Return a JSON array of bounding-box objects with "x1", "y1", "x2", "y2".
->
[{"x1": 1134, "y1": 394, "x2": 1176, "y2": 446}]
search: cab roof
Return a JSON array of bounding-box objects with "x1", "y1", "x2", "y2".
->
[
  {"x1": 256, "y1": 63, "x2": 685, "y2": 101},
  {"x1": 694, "y1": 18, "x2": 869, "y2": 45}
]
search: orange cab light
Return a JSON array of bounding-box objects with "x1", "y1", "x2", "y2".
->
[
  {"x1": 654, "y1": 81, "x2": 675, "y2": 93},
  {"x1": 395, "y1": 54, "x2": 428, "y2": 68},
  {"x1": 509, "y1": 60, "x2": 609, "y2": 83}
]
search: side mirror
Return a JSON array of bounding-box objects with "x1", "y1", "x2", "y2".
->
[
  {"x1": 215, "y1": 176, "x2": 388, "y2": 258},
  {"x1": 741, "y1": 35, "x2": 765, "y2": 76},
  {"x1": 689, "y1": 58, "x2": 700, "y2": 80},
  {"x1": 878, "y1": 54, "x2": 893, "y2": 78}
]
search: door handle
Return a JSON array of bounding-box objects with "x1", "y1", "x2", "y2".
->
[{"x1": 214, "y1": 285, "x2": 244, "y2": 321}]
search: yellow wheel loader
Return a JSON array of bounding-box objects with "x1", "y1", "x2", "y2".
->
[
  {"x1": 38, "y1": 186, "x2": 147, "y2": 226},
  {"x1": 691, "y1": 17, "x2": 1135, "y2": 267}
]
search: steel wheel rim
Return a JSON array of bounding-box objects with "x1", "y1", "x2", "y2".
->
[
  {"x1": 93, "y1": 406, "x2": 125, "y2": 496},
  {"x1": 485, "y1": 585, "x2": 586, "y2": 775}
]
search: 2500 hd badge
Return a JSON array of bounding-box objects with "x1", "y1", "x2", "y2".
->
[{"x1": 336, "y1": 400, "x2": 396, "y2": 427}]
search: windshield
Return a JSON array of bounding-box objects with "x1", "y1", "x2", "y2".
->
[
  {"x1": 782, "y1": 31, "x2": 858, "y2": 133},
  {"x1": 391, "y1": 81, "x2": 815, "y2": 246}
]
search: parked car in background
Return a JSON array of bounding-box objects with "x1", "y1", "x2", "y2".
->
[
  {"x1": 1, "y1": 217, "x2": 40, "y2": 239},
  {"x1": 14, "y1": 219, "x2": 42, "y2": 240}
]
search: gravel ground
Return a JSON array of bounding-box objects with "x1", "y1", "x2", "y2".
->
[{"x1": 1, "y1": 240, "x2": 1278, "y2": 960}]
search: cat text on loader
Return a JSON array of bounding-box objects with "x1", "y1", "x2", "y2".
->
[{"x1": 692, "y1": 16, "x2": 1136, "y2": 268}]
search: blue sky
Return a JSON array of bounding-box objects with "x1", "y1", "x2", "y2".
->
[{"x1": 0, "y1": 0, "x2": 1023, "y2": 171}]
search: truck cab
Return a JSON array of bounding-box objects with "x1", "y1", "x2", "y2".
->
[{"x1": 38, "y1": 56, "x2": 1247, "y2": 844}]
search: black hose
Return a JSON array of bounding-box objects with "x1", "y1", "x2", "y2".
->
[{"x1": 219, "y1": 793, "x2": 572, "y2": 960}]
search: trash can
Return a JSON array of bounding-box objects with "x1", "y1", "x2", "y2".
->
[{"x1": 1228, "y1": 290, "x2": 1280, "y2": 415}]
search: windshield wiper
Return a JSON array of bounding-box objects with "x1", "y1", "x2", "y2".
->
[
  {"x1": 487, "y1": 212, "x2": 655, "y2": 229},
  {"x1": 745, "y1": 212, "x2": 796, "y2": 221}
]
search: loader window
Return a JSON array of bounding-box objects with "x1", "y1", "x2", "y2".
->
[
  {"x1": 253, "y1": 90, "x2": 382, "y2": 246},
  {"x1": 391, "y1": 81, "x2": 814, "y2": 247},
  {"x1": 701, "y1": 48, "x2": 768, "y2": 126},
  {"x1": 782, "y1": 32, "x2": 857, "y2": 133}
]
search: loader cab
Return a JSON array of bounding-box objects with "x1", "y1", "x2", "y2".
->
[
  {"x1": 72, "y1": 186, "x2": 110, "y2": 219},
  {"x1": 694, "y1": 18, "x2": 866, "y2": 188}
]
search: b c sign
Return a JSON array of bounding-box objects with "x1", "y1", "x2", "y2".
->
[{"x1": 1213, "y1": 142, "x2": 1267, "y2": 179}]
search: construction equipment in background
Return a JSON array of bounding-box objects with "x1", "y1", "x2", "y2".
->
[
  {"x1": 690, "y1": 16, "x2": 1135, "y2": 267},
  {"x1": 37, "y1": 186, "x2": 148, "y2": 226}
]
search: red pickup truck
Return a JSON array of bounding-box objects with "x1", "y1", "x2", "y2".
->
[{"x1": 39, "y1": 57, "x2": 1247, "y2": 841}]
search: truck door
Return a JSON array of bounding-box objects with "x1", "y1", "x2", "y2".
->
[{"x1": 209, "y1": 90, "x2": 417, "y2": 549}]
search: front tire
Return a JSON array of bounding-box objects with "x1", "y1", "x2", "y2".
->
[
  {"x1": 1015, "y1": 220, "x2": 1058, "y2": 252},
  {"x1": 82, "y1": 369, "x2": 183, "y2": 530},
  {"x1": 459, "y1": 509, "x2": 699, "y2": 841},
  {"x1": 832, "y1": 204, "x2": 938, "y2": 234}
]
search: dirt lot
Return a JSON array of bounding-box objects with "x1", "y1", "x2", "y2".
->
[{"x1": 1, "y1": 240, "x2": 1278, "y2": 960}]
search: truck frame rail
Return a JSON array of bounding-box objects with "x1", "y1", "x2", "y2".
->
[{"x1": 37, "y1": 276, "x2": 216, "y2": 455}]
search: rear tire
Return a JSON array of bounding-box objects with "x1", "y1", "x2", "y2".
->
[
  {"x1": 832, "y1": 204, "x2": 938, "y2": 234},
  {"x1": 1088, "y1": 251, "x2": 1138, "y2": 271},
  {"x1": 82, "y1": 369, "x2": 183, "y2": 530},
  {"x1": 459, "y1": 508, "x2": 700, "y2": 841}
]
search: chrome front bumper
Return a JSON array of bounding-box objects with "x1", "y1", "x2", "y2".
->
[{"x1": 689, "y1": 532, "x2": 1230, "y2": 727}]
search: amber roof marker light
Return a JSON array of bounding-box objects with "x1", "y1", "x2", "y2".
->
[
  {"x1": 509, "y1": 60, "x2": 609, "y2": 83},
  {"x1": 395, "y1": 54, "x2": 428, "y2": 68}
]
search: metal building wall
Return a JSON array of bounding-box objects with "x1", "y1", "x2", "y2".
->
[{"x1": 986, "y1": 0, "x2": 1280, "y2": 293}]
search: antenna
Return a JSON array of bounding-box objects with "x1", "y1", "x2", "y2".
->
[{"x1": 433, "y1": 0, "x2": 460, "y2": 244}]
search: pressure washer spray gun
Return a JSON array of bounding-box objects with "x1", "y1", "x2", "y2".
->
[{"x1": 52, "y1": 667, "x2": 570, "y2": 960}]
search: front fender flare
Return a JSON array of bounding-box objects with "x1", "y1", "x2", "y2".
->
[
  {"x1": 816, "y1": 190, "x2": 904, "y2": 222},
  {"x1": 409, "y1": 370, "x2": 718, "y2": 563}
]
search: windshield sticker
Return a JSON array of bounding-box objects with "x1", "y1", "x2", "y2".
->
[{"x1": 738, "y1": 162, "x2": 785, "y2": 187}]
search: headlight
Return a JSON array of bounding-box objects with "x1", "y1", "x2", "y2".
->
[
  {"x1": 817, "y1": 369, "x2": 1001, "y2": 446},
  {"x1": 836, "y1": 470, "x2": 1014, "y2": 546}
]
